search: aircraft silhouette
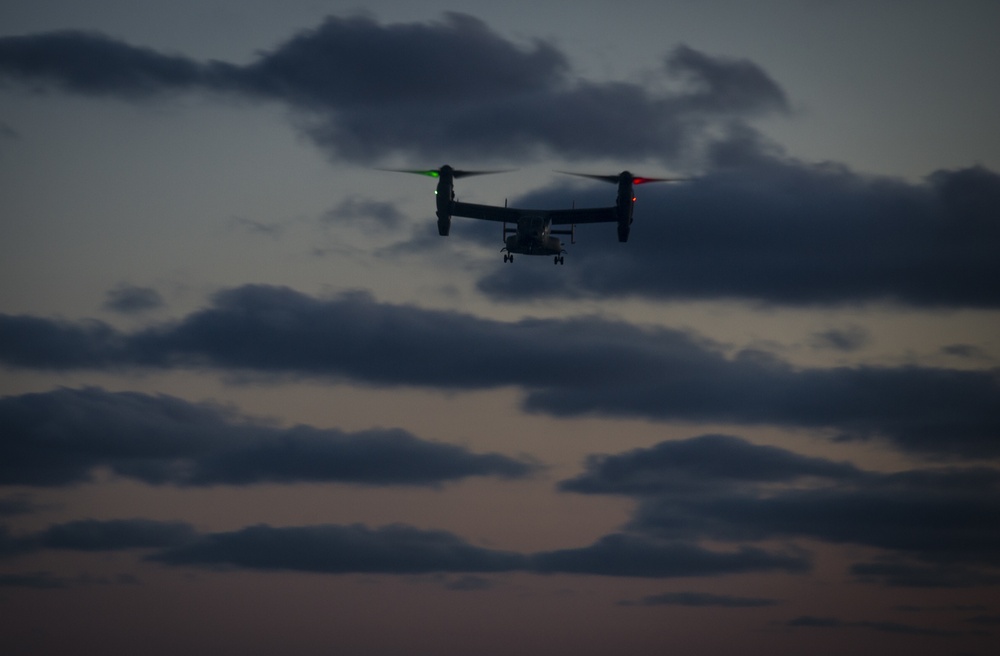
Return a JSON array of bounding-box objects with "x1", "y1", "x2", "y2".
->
[{"x1": 386, "y1": 165, "x2": 685, "y2": 264}]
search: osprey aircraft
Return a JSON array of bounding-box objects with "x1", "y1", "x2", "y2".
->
[{"x1": 387, "y1": 165, "x2": 684, "y2": 264}]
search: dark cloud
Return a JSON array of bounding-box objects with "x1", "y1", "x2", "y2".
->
[
  {"x1": 667, "y1": 45, "x2": 788, "y2": 114},
  {"x1": 227, "y1": 216, "x2": 285, "y2": 239},
  {"x1": 19, "y1": 456, "x2": 995, "y2": 585},
  {"x1": 629, "y1": 470, "x2": 1000, "y2": 566},
  {"x1": 558, "y1": 435, "x2": 1000, "y2": 585},
  {"x1": 233, "y1": 13, "x2": 567, "y2": 110},
  {"x1": 243, "y1": 18, "x2": 787, "y2": 163},
  {"x1": 477, "y1": 161, "x2": 1000, "y2": 308},
  {"x1": 151, "y1": 523, "x2": 527, "y2": 574},
  {"x1": 149, "y1": 522, "x2": 806, "y2": 579},
  {"x1": 620, "y1": 591, "x2": 779, "y2": 607},
  {"x1": 35, "y1": 518, "x2": 196, "y2": 551},
  {"x1": 559, "y1": 434, "x2": 866, "y2": 496},
  {"x1": 0, "y1": 387, "x2": 538, "y2": 487},
  {"x1": 0, "y1": 30, "x2": 209, "y2": 97},
  {"x1": 323, "y1": 196, "x2": 407, "y2": 230},
  {"x1": 941, "y1": 344, "x2": 992, "y2": 361},
  {"x1": 0, "y1": 14, "x2": 787, "y2": 164},
  {"x1": 103, "y1": 285, "x2": 164, "y2": 314},
  {"x1": 809, "y1": 326, "x2": 869, "y2": 352},
  {"x1": 4, "y1": 517, "x2": 806, "y2": 580},
  {"x1": 530, "y1": 533, "x2": 808, "y2": 578},
  {"x1": 2, "y1": 287, "x2": 998, "y2": 459},
  {"x1": 0, "y1": 314, "x2": 128, "y2": 368}
]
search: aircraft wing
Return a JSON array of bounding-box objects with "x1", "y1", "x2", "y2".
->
[
  {"x1": 451, "y1": 201, "x2": 521, "y2": 223},
  {"x1": 547, "y1": 206, "x2": 617, "y2": 225},
  {"x1": 452, "y1": 202, "x2": 618, "y2": 224}
]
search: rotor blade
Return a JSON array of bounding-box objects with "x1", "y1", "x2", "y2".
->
[
  {"x1": 452, "y1": 169, "x2": 514, "y2": 179},
  {"x1": 379, "y1": 168, "x2": 444, "y2": 178},
  {"x1": 556, "y1": 171, "x2": 621, "y2": 184},
  {"x1": 379, "y1": 167, "x2": 512, "y2": 179},
  {"x1": 558, "y1": 171, "x2": 689, "y2": 185},
  {"x1": 632, "y1": 176, "x2": 689, "y2": 185}
]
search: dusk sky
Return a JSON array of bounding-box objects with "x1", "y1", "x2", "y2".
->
[{"x1": 2, "y1": 1, "x2": 1000, "y2": 654}]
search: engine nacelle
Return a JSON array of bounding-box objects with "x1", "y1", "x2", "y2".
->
[
  {"x1": 435, "y1": 167, "x2": 456, "y2": 236},
  {"x1": 617, "y1": 220, "x2": 631, "y2": 242},
  {"x1": 437, "y1": 214, "x2": 452, "y2": 236},
  {"x1": 616, "y1": 172, "x2": 635, "y2": 242}
]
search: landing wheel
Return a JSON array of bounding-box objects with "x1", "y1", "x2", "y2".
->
[
  {"x1": 554, "y1": 255, "x2": 565, "y2": 265},
  {"x1": 503, "y1": 253, "x2": 513, "y2": 263}
]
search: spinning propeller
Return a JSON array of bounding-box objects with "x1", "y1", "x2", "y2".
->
[
  {"x1": 382, "y1": 165, "x2": 512, "y2": 179},
  {"x1": 558, "y1": 171, "x2": 688, "y2": 184}
]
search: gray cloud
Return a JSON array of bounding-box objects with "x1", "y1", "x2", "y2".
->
[
  {"x1": 630, "y1": 468, "x2": 1000, "y2": 565},
  {"x1": 36, "y1": 518, "x2": 196, "y2": 551},
  {"x1": 941, "y1": 344, "x2": 992, "y2": 361},
  {"x1": 103, "y1": 285, "x2": 164, "y2": 314},
  {"x1": 0, "y1": 14, "x2": 787, "y2": 164},
  {"x1": 0, "y1": 29, "x2": 208, "y2": 97},
  {"x1": 559, "y1": 434, "x2": 866, "y2": 496},
  {"x1": 20, "y1": 440, "x2": 996, "y2": 586},
  {"x1": 0, "y1": 387, "x2": 538, "y2": 487},
  {"x1": 810, "y1": 327, "x2": 870, "y2": 352},
  {"x1": 477, "y1": 161, "x2": 1000, "y2": 308},
  {"x1": 3, "y1": 518, "x2": 808, "y2": 580},
  {"x1": 323, "y1": 196, "x2": 407, "y2": 230},
  {"x1": 667, "y1": 45, "x2": 788, "y2": 114},
  {"x1": 150, "y1": 523, "x2": 806, "y2": 579},
  {"x1": 559, "y1": 435, "x2": 1000, "y2": 585},
  {"x1": 529, "y1": 533, "x2": 808, "y2": 578},
  {"x1": 2, "y1": 287, "x2": 998, "y2": 459},
  {"x1": 0, "y1": 518, "x2": 190, "y2": 559},
  {"x1": 150, "y1": 523, "x2": 526, "y2": 574}
]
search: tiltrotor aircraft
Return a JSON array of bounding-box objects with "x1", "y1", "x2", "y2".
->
[{"x1": 387, "y1": 165, "x2": 684, "y2": 264}]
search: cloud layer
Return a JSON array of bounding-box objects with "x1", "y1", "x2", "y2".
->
[
  {"x1": 3, "y1": 433, "x2": 997, "y2": 588},
  {"x1": 3, "y1": 286, "x2": 997, "y2": 458},
  {"x1": 5, "y1": 15, "x2": 995, "y2": 309},
  {"x1": 0, "y1": 387, "x2": 537, "y2": 487},
  {"x1": 560, "y1": 434, "x2": 1000, "y2": 587},
  {"x1": 2, "y1": 518, "x2": 808, "y2": 580},
  {"x1": 477, "y1": 160, "x2": 1000, "y2": 308},
  {"x1": 0, "y1": 13, "x2": 787, "y2": 164},
  {"x1": 7, "y1": 433, "x2": 997, "y2": 587}
]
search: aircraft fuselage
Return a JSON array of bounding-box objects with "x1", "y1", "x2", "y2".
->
[{"x1": 504, "y1": 216, "x2": 564, "y2": 256}]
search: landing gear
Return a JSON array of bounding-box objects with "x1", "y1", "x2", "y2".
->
[
  {"x1": 554, "y1": 255, "x2": 565, "y2": 265},
  {"x1": 503, "y1": 253, "x2": 513, "y2": 263}
]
